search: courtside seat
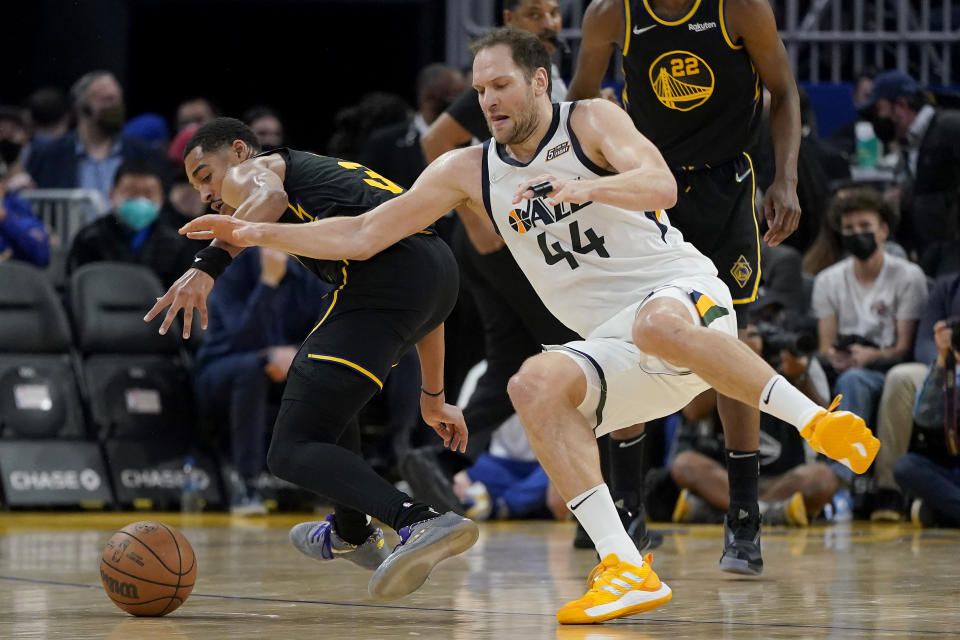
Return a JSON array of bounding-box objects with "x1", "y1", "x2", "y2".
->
[
  {"x1": 70, "y1": 263, "x2": 194, "y2": 440},
  {"x1": 0, "y1": 261, "x2": 86, "y2": 439}
]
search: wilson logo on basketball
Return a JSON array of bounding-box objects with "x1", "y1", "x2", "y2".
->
[
  {"x1": 648, "y1": 50, "x2": 715, "y2": 111},
  {"x1": 100, "y1": 567, "x2": 139, "y2": 599},
  {"x1": 545, "y1": 141, "x2": 569, "y2": 161}
]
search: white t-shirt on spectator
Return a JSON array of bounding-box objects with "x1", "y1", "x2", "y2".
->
[{"x1": 811, "y1": 253, "x2": 928, "y2": 349}]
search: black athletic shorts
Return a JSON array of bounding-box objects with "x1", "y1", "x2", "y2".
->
[
  {"x1": 667, "y1": 152, "x2": 761, "y2": 324},
  {"x1": 282, "y1": 232, "x2": 459, "y2": 401}
]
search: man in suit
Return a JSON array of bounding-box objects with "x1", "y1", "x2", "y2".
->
[{"x1": 24, "y1": 71, "x2": 167, "y2": 209}]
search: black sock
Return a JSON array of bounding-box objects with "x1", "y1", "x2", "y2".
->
[
  {"x1": 391, "y1": 499, "x2": 440, "y2": 532},
  {"x1": 607, "y1": 432, "x2": 646, "y2": 512},
  {"x1": 725, "y1": 448, "x2": 760, "y2": 518},
  {"x1": 333, "y1": 506, "x2": 375, "y2": 545}
]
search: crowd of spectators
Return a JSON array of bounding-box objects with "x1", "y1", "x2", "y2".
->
[{"x1": 1, "y1": 32, "x2": 958, "y2": 526}]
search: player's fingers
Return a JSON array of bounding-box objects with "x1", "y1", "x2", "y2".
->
[
  {"x1": 198, "y1": 296, "x2": 209, "y2": 331},
  {"x1": 158, "y1": 300, "x2": 182, "y2": 336},
  {"x1": 143, "y1": 293, "x2": 170, "y2": 322},
  {"x1": 186, "y1": 231, "x2": 215, "y2": 240},
  {"x1": 181, "y1": 300, "x2": 194, "y2": 339},
  {"x1": 179, "y1": 214, "x2": 220, "y2": 235}
]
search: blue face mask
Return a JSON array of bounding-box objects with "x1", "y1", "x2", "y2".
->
[{"x1": 117, "y1": 198, "x2": 159, "y2": 231}]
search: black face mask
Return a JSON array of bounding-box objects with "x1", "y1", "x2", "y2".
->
[
  {"x1": 842, "y1": 231, "x2": 879, "y2": 261},
  {"x1": 0, "y1": 138, "x2": 22, "y2": 166},
  {"x1": 872, "y1": 116, "x2": 896, "y2": 144},
  {"x1": 92, "y1": 104, "x2": 126, "y2": 135}
]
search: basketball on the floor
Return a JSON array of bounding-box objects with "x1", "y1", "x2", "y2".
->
[{"x1": 99, "y1": 521, "x2": 198, "y2": 616}]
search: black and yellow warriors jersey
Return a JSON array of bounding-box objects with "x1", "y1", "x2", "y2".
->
[
  {"x1": 621, "y1": 0, "x2": 762, "y2": 167},
  {"x1": 251, "y1": 148, "x2": 406, "y2": 284}
]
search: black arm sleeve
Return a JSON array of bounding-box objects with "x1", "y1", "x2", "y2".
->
[{"x1": 445, "y1": 88, "x2": 490, "y2": 141}]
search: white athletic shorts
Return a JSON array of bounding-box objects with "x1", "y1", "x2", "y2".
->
[{"x1": 547, "y1": 275, "x2": 738, "y2": 437}]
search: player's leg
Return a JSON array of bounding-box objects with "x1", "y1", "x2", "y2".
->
[
  {"x1": 606, "y1": 423, "x2": 663, "y2": 551},
  {"x1": 508, "y1": 352, "x2": 672, "y2": 624},
  {"x1": 632, "y1": 294, "x2": 880, "y2": 474},
  {"x1": 693, "y1": 156, "x2": 765, "y2": 573}
]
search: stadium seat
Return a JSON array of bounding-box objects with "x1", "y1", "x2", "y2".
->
[
  {"x1": 69, "y1": 262, "x2": 194, "y2": 440},
  {"x1": 0, "y1": 260, "x2": 86, "y2": 439}
]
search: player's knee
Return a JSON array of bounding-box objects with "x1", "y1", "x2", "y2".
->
[
  {"x1": 507, "y1": 356, "x2": 572, "y2": 416},
  {"x1": 507, "y1": 360, "x2": 552, "y2": 414},
  {"x1": 266, "y1": 440, "x2": 292, "y2": 481},
  {"x1": 632, "y1": 310, "x2": 692, "y2": 359}
]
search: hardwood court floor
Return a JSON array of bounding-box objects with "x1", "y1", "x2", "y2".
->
[{"x1": 0, "y1": 512, "x2": 958, "y2": 639}]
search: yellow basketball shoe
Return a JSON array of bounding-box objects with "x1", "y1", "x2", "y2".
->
[
  {"x1": 558, "y1": 553, "x2": 672, "y2": 625},
  {"x1": 799, "y1": 395, "x2": 880, "y2": 475}
]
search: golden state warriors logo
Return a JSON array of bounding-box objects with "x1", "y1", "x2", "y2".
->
[
  {"x1": 648, "y1": 50, "x2": 714, "y2": 111},
  {"x1": 730, "y1": 254, "x2": 752, "y2": 288}
]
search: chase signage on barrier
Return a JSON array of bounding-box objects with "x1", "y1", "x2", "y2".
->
[
  {"x1": 0, "y1": 441, "x2": 114, "y2": 506},
  {"x1": 104, "y1": 440, "x2": 222, "y2": 508}
]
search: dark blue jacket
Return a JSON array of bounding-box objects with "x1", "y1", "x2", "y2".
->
[
  {"x1": 0, "y1": 192, "x2": 50, "y2": 266},
  {"x1": 24, "y1": 131, "x2": 168, "y2": 190}
]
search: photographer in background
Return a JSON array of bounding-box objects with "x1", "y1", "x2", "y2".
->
[
  {"x1": 893, "y1": 318, "x2": 960, "y2": 527},
  {"x1": 669, "y1": 316, "x2": 840, "y2": 528},
  {"x1": 812, "y1": 188, "x2": 927, "y2": 427}
]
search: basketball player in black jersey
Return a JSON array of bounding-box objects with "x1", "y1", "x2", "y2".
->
[
  {"x1": 144, "y1": 118, "x2": 479, "y2": 600},
  {"x1": 566, "y1": 0, "x2": 801, "y2": 575}
]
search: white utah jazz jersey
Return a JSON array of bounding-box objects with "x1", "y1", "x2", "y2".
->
[{"x1": 481, "y1": 101, "x2": 717, "y2": 337}]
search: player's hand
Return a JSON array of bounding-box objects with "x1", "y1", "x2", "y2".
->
[
  {"x1": 421, "y1": 395, "x2": 468, "y2": 453},
  {"x1": 143, "y1": 268, "x2": 214, "y2": 338},
  {"x1": 180, "y1": 214, "x2": 262, "y2": 247},
  {"x1": 761, "y1": 177, "x2": 801, "y2": 246},
  {"x1": 513, "y1": 175, "x2": 593, "y2": 206}
]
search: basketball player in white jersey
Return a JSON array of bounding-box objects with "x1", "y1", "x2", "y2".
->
[{"x1": 176, "y1": 28, "x2": 879, "y2": 624}]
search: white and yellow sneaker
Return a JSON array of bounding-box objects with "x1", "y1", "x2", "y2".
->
[
  {"x1": 800, "y1": 395, "x2": 880, "y2": 475},
  {"x1": 558, "y1": 553, "x2": 672, "y2": 624}
]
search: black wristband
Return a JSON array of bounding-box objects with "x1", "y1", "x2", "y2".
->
[
  {"x1": 421, "y1": 387, "x2": 444, "y2": 397},
  {"x1": 193, "y1": 246, "x2": 233, "y2": 280}
]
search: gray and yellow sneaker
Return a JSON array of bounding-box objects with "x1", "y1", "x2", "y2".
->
[
  {"x1": 289, "y1": 514, "x2": 390, "y2": 570},
  {"x1": 368, "y1": 511, "x2": 478, "y2": 600}
]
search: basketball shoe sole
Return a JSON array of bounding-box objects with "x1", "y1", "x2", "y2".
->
[{"x1": 368, "y1": 512, "x2": 478, "y2": 600}]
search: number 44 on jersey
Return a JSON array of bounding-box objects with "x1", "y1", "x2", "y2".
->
[{"x1": 505, "y1": 197, "x2": 608, "y2": 270}]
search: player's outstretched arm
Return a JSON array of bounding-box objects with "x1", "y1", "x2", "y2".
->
[
  {"x1": 144, "y1": 162, "x2": 290, "y2": 337},
  {"x1": 519, "y1": 100, "x2": 676, "y2": 211},
  {"x1": 181, "y1": 149, "x2": 478, "y2": 262},
  {"x1": 565, "y1": 0, "x2": 623, "y2": 101}
]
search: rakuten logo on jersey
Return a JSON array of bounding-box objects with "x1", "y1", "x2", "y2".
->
[
  {"x1": 9, "y1": 469, "x2": 102, "y2": 492},
  {"x1": 120, "y1": 468, "x2": 211, "y2": 490}
]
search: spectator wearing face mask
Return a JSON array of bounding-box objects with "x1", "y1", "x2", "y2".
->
[
  {"x1": 24, "y1": 70, "x2": 168, "y2": 208},
  {"x1": 865, "y1": 70, "x2": 960, "y2": 276},
  {"x1": 812, "y1": 188, "x2": 928, "y2": 431},
  {"x1": 66, "y1": 158, "x2": 195, "y2": 287}
]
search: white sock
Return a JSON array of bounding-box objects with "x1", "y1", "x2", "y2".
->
[
  {"x1": 566, "y1": 483, "x2": 644, "y2": 566},
  {"x1": 758, "y1": 374, "x2": 823, "y2": 433}
]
